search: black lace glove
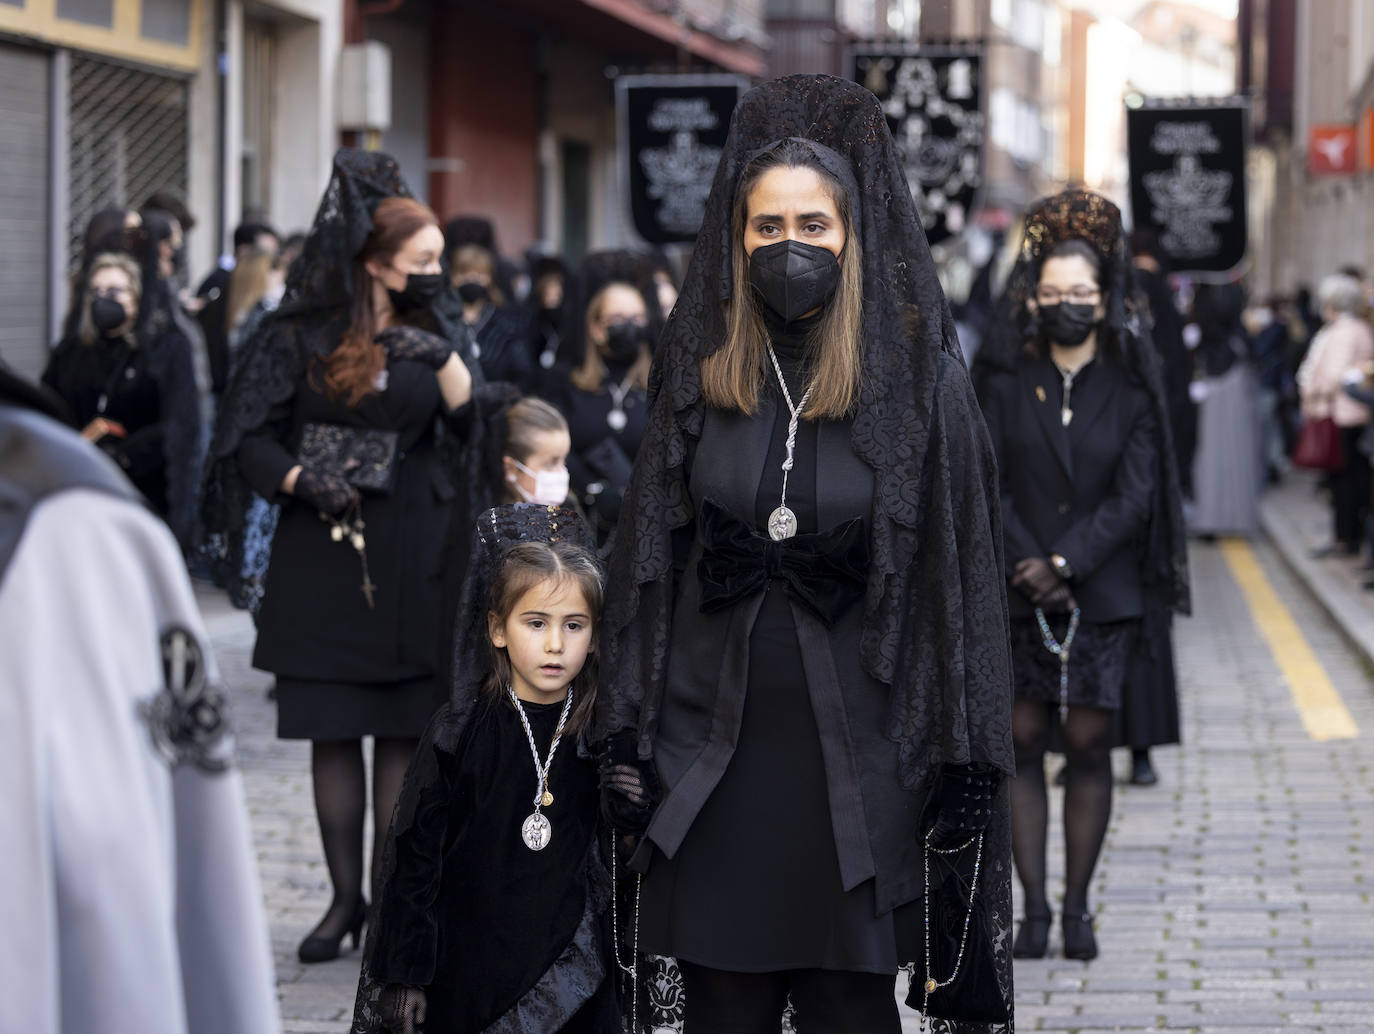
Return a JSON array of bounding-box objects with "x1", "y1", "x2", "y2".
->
[
  {"x1": 926, "y1": 763, "x2": 1001, "y2": 849},
  {"x1": 383, "y1": 328, "x2": 456, "y2": 370},
  {"x1": 597, "y1": 729, "x2": 660, "y2": 836},
  {"x1": 294, "y1": 466, "x2": 359, "y2": 517},
  {"x1": 379, "y1": 985, "x2": 427, "y2": 1034}
]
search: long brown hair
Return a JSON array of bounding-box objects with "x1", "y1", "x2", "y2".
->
[
  {"x1": 569, "y1": 281, "x2": 652, "y2": 393},
  {"x1": 483, "y1": 540, "x2": 603, "y2": 736},
  {"x1": 701, "y1": 140, "x2": 864, "y2": 418},
  {"x1": 322, "y1": 196, "x2": 440, "y2": 405}
]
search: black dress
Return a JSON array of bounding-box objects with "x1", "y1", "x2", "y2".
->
[
  {"x1": 236, "y1": 337, "x2": 462, "y2": 739},
  {"x1": 42, "y1": 334, "x2": 171, "y2": 515},
  {"x1": 362, "y1": 698, "x2": 616, "y2": 1033},
  {"x1": 540, "y1": 360, "x2": 647, "y2": 542},
  {"x1": 639, "y1": 320, "x2": 899, "y2": 974},
  {"x1": 980, "y1": 352, "x2": 1156, "y2": 711}
]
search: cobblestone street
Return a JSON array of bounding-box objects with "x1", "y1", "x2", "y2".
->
[{"x1": 202, "y1": 533, "x2": 1374, "y2": 1033}]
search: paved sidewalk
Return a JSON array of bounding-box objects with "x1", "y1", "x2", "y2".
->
[
  {"x1": 1260, "y1": 468, "x2": 1374, "y2": 668},
  {"x1": 204, "y1": 529, "x2": 1374, "y2": 1033}
]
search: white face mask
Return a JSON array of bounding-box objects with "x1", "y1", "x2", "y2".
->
[{"x1": 511, "y1": 458, "x2": 570, "y2": 506}]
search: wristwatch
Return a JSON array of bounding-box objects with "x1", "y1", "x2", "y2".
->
[{"x1": 1050, "y1": 553, "x2": 1074, "y2": 580}]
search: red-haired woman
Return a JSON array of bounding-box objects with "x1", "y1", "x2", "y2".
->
[{"x1": 204, "y1": 151, "x2": 474, "y2": 964}]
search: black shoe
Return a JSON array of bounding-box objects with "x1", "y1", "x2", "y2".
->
[
  {"x1": 1062, "y1": 912, "x2": 1098, "y2": 961},
  {"x1": 1012, "y1": 912, "x2": 1051, "y2": 959},
  {"x1": 298, "y1": 900, "x2": 367, "y2": 963},
  {"x1": 1129, "y1": 753, "x2": 1158, "y2": 786}
]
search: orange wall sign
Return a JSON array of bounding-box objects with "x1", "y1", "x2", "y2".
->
[{"x1": 1310, "y1": 125, "x2": 1358, "y2": 174}]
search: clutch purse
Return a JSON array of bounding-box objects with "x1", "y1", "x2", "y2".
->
[{"x1": 298, "y1": 422, "x2": 400, "y2": 495}]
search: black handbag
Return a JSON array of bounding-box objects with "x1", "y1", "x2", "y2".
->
[{"x1": 298, "y1": 423, "x2": 400, "y2": 495}]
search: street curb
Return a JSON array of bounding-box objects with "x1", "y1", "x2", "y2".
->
[{"x1": 1259, "y1": 497, "x2": 1374, "y2": 672}]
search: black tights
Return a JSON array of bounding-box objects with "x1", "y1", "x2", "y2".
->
[
  {"x1": 307, "y1": 736, "x2": 417, "y2": 939},
  {"x1": 1011, "y1": 700, "x2": 1113, "y2": 918},
  {"x1": 678, "y1": 962, "x2": 900, "y2": 1034}
]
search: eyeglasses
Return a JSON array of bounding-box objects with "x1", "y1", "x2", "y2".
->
[
  {"x1": 90, "y1": 287, "x2": 133, "y2": 300},
  {"x1": 1035, "y1": 287, "x2": 1101, "y2": 306}
]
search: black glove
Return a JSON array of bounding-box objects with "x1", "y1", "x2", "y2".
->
[
  {"x1": 597, "y1": 729, "x2": 660, "y2": 836},
  {"x1": 925, "y1": 763, "x2": 1001, "y2": 848},
  {"x1": 379, "y1": 985, "x2": 427, "y2": 1034},
  {"x1": 382, "y1": 327, "x2": 456, "y2": 370},
  {"x1": 295, "y1": 466, "x2": 359, "y2": 517}
]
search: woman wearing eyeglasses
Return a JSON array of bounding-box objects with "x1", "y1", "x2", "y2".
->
[{"x1": 977, "y1": 189, "x2": 1189, "y2": 962}]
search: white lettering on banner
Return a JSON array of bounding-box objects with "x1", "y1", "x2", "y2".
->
[{"x1": 1143, "y1": 122, "x2": 1233, "y2": 259}]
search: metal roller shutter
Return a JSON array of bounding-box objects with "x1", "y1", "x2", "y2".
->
[{"x1": 0, "y1": 44, "x2": 51, "y2": 381}]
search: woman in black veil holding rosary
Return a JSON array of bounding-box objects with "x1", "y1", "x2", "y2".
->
[
  {"x1": 974, "y1": 189, "x2": 1190, "y2": 962},
  {"x1": 594, "y1": 74, "x2": 1016, "y2": 1032}
]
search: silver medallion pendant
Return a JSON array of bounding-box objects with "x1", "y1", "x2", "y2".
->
[
  {"x1": 607, "y1": 407, "x2": 628, "y2": 431},
  {"x1": 768, "y1": 505, "x2": 798, "y2": 541},
  {"x1": 522, "y1": 811, "x2": 552, "y2": 851}
]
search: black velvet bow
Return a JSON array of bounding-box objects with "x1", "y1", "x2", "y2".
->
[{"x1": 696, "y1": 499, "x2": 868, "y2": 626}]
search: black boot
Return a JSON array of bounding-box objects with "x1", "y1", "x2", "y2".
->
[{"x1": 1129, "y1": 749, "x2": 1158, "y2": 786}]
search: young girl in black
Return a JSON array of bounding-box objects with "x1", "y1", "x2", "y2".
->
[{"x1": 353, "y1": 504, "x2": 616, "y2": 1034}]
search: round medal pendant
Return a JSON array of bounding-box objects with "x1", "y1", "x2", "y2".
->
[
  {"x1": 767, "y1": 505, "x2": 798, "y2": 541},
  {"x1": 607, "y1": 407, "x2": 628, "y2": 432},
  {"x1": 541, "y1": 790, "x2": 554, "y2": 807},
  {"x1": 540, "y1": 349, "x2": 556, "y2": 370},
  {"x1": 522, "y1": 812, "x2": 552, "y2": 851},
  {"x1": 925, "y1": 978, "x2": 938, "y2": 994}
]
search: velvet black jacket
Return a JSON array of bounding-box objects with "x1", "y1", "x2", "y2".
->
[{"x1": 979, "y1": 351, "x2": 1157, "y2": 623}]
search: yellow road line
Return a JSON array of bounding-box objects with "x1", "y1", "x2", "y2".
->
[{"x1": 1220, "y1": 538, "x2": 1359, "y2": 741}]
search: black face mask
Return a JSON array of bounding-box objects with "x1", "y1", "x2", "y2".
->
[
  {"x1": 1038, "y1": 302, "x2": 1099, "y2": 347},
  {"x1": 456, "y1": 281, "x2": 488, "y2": 305},
  {"x1": 387, "y1": 272, "x2": 445, "y2": 314},
  {"x1": 91, "y1": 296, "x2": 129, "y2": 336},
  {"x1": 604, "y1": 323, "x2": 646, "y2": 363},
  {"x1": 748, "y1": 239, "x2": 841, "y2": 323}
]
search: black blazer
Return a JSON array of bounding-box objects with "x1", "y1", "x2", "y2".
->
[{"x1": 980, "y1": 351, "x2": 1156, "y2": 623}]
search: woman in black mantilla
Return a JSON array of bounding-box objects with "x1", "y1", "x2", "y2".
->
[
  {"x1": 595, "y1": 75, "x2": 1015, "y2": 1032},
  {"x1": 539, "y1": 250, "x2": 661, "y2": 545},
  {"x1": 975, "y1": 189, "x2": 1190, "y2": 961},
  {"x1": 202, "y1": 149, "x2": 475, "y2": 965}
]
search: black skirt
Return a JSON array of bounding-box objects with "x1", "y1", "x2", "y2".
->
[
  {"x1": 1009, "y1": 616, "x2": 1139, "y2": 711},
  {"x1": 639, "y1": 586, "x2": 898, "y2": 974},
  {"x1": 275, "y1": 675, "x2": 442, "y2": 740}
]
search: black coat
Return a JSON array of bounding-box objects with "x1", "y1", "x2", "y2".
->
[
  {"x1": 42, "y1": 334, "x2": 171, "y2": 516},
  {"x1": 236, "y1": 347, "x2": 463, "y2": 683},
  {"x1": 980, "y1": 351, "x2": 1157, "y2": 623}
]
